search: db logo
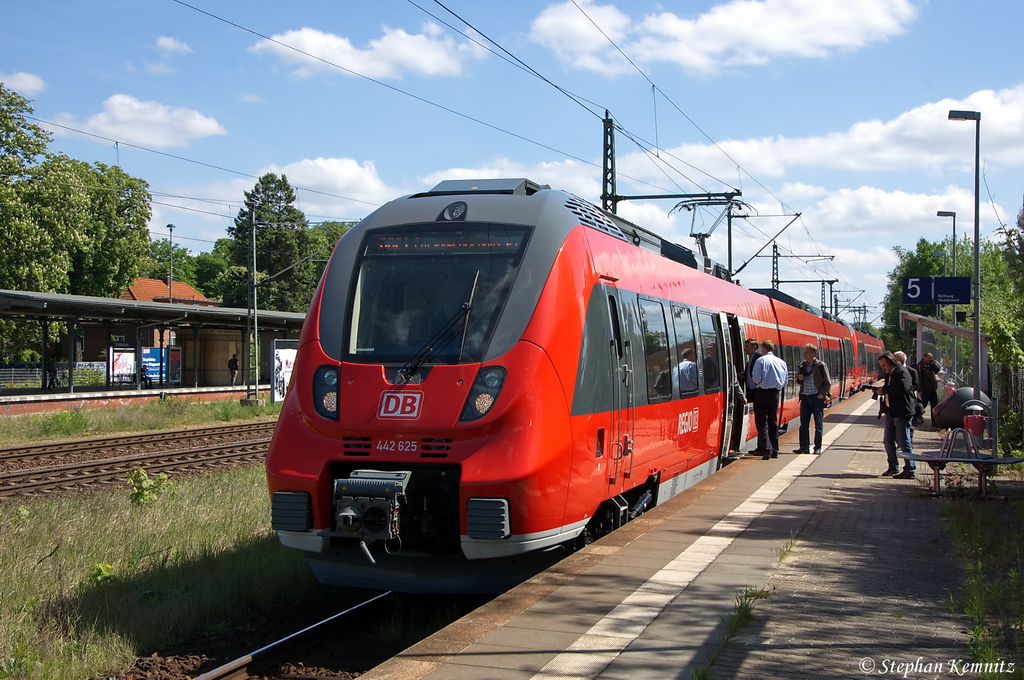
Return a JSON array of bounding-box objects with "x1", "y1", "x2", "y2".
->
[{"x1": 378, "y1": 391, "x2": 423, "y2": 419}]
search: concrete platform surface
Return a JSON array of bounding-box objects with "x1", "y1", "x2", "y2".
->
[{"x1": 364, "y1": 393, "x2": 969, "y2": 680}]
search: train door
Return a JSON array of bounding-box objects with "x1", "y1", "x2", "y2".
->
[
  {"x1": 604, "y1": 286, "x2": 635, "y2": 494},
  {"x1": 723, "y1": 313, "x2": 746, "y2": 456}
]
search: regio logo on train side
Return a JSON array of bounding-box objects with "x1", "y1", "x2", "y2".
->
[
  {"x1": 678, "y1": 408, "x2": 699, "y2": 435},
  {"x1": 378, "y1": 391, "x2": 423, "y2": 419}
]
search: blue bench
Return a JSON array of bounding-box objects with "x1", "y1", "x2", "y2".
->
[{"x1": 898, "y1": 427, "x2": 1024, "y2": 498}]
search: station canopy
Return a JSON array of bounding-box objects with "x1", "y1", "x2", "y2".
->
[{"x1": 0, "y1": 289, "x2": 306, "y2": 331}]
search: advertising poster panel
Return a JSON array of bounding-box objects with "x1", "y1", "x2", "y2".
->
[{"x1": 272, "y1": 339, "x2": 299, "y2": 403}]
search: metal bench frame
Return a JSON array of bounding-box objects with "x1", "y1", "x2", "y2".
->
[{"x1": 898, "y1": 427, "x2": 1024, "y2": 498}]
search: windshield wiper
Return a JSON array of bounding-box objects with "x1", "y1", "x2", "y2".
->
[
  {"x1": 457, "y1": 270, "x2": 481, "y2": 363},
  {"x1": 397, "y1": 271, "x2": 480, "y2": 384}
]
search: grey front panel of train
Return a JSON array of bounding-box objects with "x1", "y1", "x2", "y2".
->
[{"x1": 318, "y1": 190, "x2": 581, "y2": 364}]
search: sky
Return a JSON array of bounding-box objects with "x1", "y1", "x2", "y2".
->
[{"x1": 2, "y1": 0, "x2": 1022, "y2": 326}]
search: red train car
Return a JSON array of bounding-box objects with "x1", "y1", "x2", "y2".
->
[{"x1": 266, "y1": 178, "x2": 879, "y2": 593}]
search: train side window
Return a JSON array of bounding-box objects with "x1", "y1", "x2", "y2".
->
[
  {"x1": 671, "y1": 305, "x2": 699, "y2": 397},
  {"x1": 696, "y1": 312, "x2": 722, "y2": 393},
  {"x1": 639, "y1": 299, "x2": 672, "y2": 401}
]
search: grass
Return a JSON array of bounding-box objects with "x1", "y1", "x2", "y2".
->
[
  {"x1": 689, "y1": 587, "x2": 769, "y2": 679},
  {"x1": 775, "y1": 531, "x2": 798, "y2": 563},
  {"x1": 941, "y1": 497, "x2": 1024, "y2": 678},
  {"x1": 0, "y1": 397, "x2": 282, "y2": 445},
  {"x1": 0, "y1": 464, "x2": 315, "y2": 680}
]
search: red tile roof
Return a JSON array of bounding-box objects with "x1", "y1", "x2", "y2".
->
[{"x1": 122, "y1": 278, "x2": 216, "y2": 305}]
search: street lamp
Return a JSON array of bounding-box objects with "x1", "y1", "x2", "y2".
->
[
  {"x1": 937, "y1": 210, "x2": 957, "y2": 375},
  {"x1": 932, "y1": 250, "x2": 947, "y2": 322},
  {"x1": 948, "y1": 109, "x2": 981, "y2": 400},
  {"x1": 166, "y1": 223, "x2": 176, "y2": 305}
]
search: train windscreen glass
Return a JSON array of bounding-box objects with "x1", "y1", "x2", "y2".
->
[{"x1": 348, "y1": 225, "x2": 530, "y2": 364}]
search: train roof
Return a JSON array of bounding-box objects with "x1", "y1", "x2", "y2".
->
[
  {"x1": 379, "y1": 178, "x2": 854, "y2": 332},
  {"x1": 412, "y1": 178, "x2": 733, "y2": 283}
]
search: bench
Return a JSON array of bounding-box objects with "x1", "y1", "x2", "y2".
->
[{"x1": 898, "y1": 427, "x2": 1024, "y2": 498}]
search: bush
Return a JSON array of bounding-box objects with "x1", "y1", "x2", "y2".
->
[{"x1": 36, "y1": 411, "x2": 89, "y2": 438}]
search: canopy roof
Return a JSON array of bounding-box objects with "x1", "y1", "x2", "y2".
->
[{"x1": 0, "y1": 289, "x2": 306, "y2": 331}]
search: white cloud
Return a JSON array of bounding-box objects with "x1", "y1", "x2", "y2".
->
[
  {"x1": 52, "y1": 95, "x2": 227, "y2": 147},
  {"x1": 532, "y1": 0, "x2": 917, "y2": 76},
  {"x1": 250, "y1": 23, "x2": 486, "y2": 79},
  {"x1": 617, "y1": 86, "x2": 1024, "y2": 184},
  {"x1": 0, "y1": 71, "x2": 46, "y2": 96},
  {"x1": 419, "y1": 157, "x2": 600, "y2": 199},
  {"x1": 157, "y1": 36, "x2": 193, "y2": 54},
  {"x1": 145, "y1": 62, "x2": 176, "y2": 75},
  {"x1": 240, "y1": 94, "x2": 264, "y2": 103},
  {"x1": 262, "y1": 157, "x2": 400, "y2": 214}
]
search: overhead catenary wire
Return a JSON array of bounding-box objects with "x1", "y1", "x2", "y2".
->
[
  {"x1": 27, "y1": 116, "x2": 383, "y2": 208},
  {"x1": 566, "y1": 0, "x2": 861, "y2": 301},
  {"x1": 417, "y1": 0, "x2": 733, "y2": 194}
]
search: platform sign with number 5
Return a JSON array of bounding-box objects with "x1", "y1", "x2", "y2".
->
[{"x1": 902, "y1": 277, "x2": 934, "y2": 305}]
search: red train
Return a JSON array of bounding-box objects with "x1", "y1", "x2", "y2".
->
[{"x1": 266, "y1": 178, "x2": 883, "y2": 593}]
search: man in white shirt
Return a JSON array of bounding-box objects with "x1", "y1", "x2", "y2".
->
[
  {"x1": 751, "y1": 339, "x2": 789, "y2": 460},
  {"x1": 677, "y1": 347, "x2": 699, "y2": 393}
]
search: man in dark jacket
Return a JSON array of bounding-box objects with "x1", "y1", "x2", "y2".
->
[
  {"x1": 917, "y1": 352, "x2": 943, "y2": 414},
  {"x1": 875, "y1": 352, "x2": 915, "y2": 478}
]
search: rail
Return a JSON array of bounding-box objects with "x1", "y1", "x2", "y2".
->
[
  {"x1": 193, "y1": 591, "x2": 392, "y2": 680},
  {"x1": 0, "y1": 426, "x2": 276, "y2": 497},
  {"x1": 0, "y1": 421, "x2": 276, "y2": 463}
]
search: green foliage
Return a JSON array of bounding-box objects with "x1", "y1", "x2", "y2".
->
[
  {"x1": 193, "y1": 239, "x2": 232, "y2": 298},
  {"x1": 140, "y1": 238, "x2": 197, "y2": 289},
  {"x1": 0, "y1": 84, "x2": 152, "y2": 356},
  {"x1": 221, "y1": 174, "x2": 352, "y2": 312},
  {"x1": 36, "y1": 411, "x2": 89, "y2": 438},
  {"x1": 125, "y1": 469, "x2": 171, "y2": 505},
  {"x1": 88, "y1": 563, "x2": 115, "y2": 585},
  {"x1": 985, "y1": 317, "x2": 1024, "y2": 368}
]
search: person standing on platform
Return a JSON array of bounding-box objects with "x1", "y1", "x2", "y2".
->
[
  {"x1": 751, "y1": 339, "x2": 789, "y2": 460},
  {"x1": 740, "y1": 338, "x2": 760, "y2": 401},
  {"x1": 793, "y1": 344, "x2": 832, "y2": 455},
  {"x1": 917, "y1": 352, "x2": 943, "y2": 414},
  {"x1": 46, "y1": 357, "x2": 57, "y2": 391},
  {"x1": 228, "y1": 354, "x2": 239, "y2": 386},
  {"x1": 876, "y1": 352, "x2": 916, "y2": 478}
]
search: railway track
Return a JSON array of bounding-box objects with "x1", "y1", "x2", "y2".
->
[
  {"x1": 193, "y1": 591, "x2": 393, "y2": 680},
  {"x1": 0, "y1": 422, "x2": 277, "y2": 498},
  {"x1": 0, "y1": 421, "x2": 276, "y2": 463}
]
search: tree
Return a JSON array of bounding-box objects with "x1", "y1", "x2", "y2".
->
[
  {"x1": 0, "y1": 84, "x2": 152, "y2": 359},
  {"x1": 141, "y1": 238, "x2": 198, "y2": 288},
  {"x1": 221, "y1": 175, "x2": 353, "y2": 312},
  {"x1": 999, "y1": 194, "x2": 1024, "y2": 325},
  {"x1": 193, "y1": 238, "x2": 231, "y2": 299}
]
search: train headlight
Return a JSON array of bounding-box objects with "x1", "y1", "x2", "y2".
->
[
  {"x1": 459, "y1": 366, "x2": 506, "y2": 422},
  {"x1": 313, "y1": 365, "x2": 340, "y2": 420}
]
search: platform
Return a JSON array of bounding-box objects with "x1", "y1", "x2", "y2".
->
[
  {"x1": 0, "y1": 384, "x2": 274, "y2": 415},
  {"x1": 365, "y1": 393, "x2": 970, "y2": 680}
]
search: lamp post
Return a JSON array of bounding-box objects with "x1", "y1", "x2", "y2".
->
[
  {"x1": 937, "y1": 210, "x2": 956, "y2": 375},
  {"x1": 932, "y1": 250, "x2": 947, "y2": 320},
  {"x1": 948, "y1": 110, "x2": 981, "y2": 400},
  {"x1": 166, "y1": 224, "x2": 175, "y2": 305}
]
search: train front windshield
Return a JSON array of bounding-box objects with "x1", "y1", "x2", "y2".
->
[{"x1": 347, "y1": 225, "x2": 531, "y2": 364}]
